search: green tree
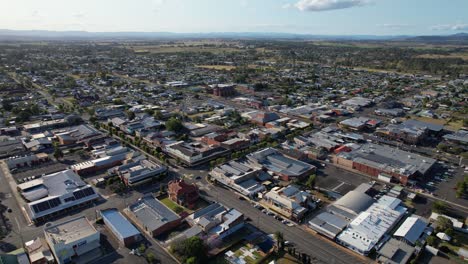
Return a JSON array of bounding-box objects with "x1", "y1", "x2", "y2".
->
[
  {"x1": 166, "y1": 117, "x2": 184, "y2": 132},
  {"x1": 171, "y1": 236, "x2": 206, "y2": 263},
  {"x1": 432, "y1": 201, "x2": 447, "y2": 214},
  {"x1": 2, "y1": 100, "x2": 13, "y2": 111},
  {"x1": 146, "y1": 252, "x2": 156, "y2": 264},
  {"x1": 426, "y1": 235, "x2": 437, "y2": 247},
  {"x1": 126, "y1": 110, "x2": 136, "y2": 120},
  {"x1": 436, "y1": 216, "x2": 453, "y2": 233},
  {"x1": 53, "y1": 143, "x2": 64, "y2": 160},
  {"x1": 306, "y1": 174, "x2": 316, "y2": 189},
  {"x1": 154, "y1": 110, "x2": 164, "y2": 120}
]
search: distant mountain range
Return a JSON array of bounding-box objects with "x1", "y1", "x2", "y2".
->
[{"x1": 0, "y1": 29, "x2": 467, "y2": 42}]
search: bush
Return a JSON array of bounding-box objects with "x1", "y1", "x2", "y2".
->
[
  {"x1": 138, "y1": 243, "x2": 146, "y2": 254},
  {"x1": 146, "y1": 252, "x2": 156, "y2": 263}
]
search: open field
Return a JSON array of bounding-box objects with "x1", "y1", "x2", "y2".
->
[
  {"x1": 125, "y1": 45, "x2": 243, "y2": 54},
  {"x1": 196, "y1": 65, "x2": 237, "y2": 71},
  {"x1": 416, "y1": 53, "x2": 468, "y2": 60}
]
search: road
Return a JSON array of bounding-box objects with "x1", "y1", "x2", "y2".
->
[
  {"x1": 197, "y1": 181, "x2": 368, "y2": 264},
  {"x1": 123, "y1": 141, "x2": 368, "y2": 264}
]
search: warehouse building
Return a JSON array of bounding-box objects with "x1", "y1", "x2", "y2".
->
[
  {"x1": 125, "y1": 194, "x2": 181, "y2": 237},
  {"x1": 100, "y1": 209, "x2": 142, "y2": 247},
  {"x1": 337, "y1": 196, "x2": 407, "y2": 255},
  {"x1": 327, "y1": 185, "x2": 374, "y2": 221},
  {"x1": 393, "y1": 216, "x2": 429, "y2": 246},
  {"x1": 308, "y1": 212, "x2": 348, "y2": 239},
  {"x1": 334, "y1": 143, "x2": 436, "y2": 185}
]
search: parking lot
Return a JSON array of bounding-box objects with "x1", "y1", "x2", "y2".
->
[
  {"x1": 315, "y1": 163, "x2": 372, "y2": 196},
  {"x1": 12, "y1": 162, "x2": 68, "y2": 183}
]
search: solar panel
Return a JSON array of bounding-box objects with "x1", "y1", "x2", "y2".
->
[
  {"x1": 37, "y1": 201, "x2": 51, "y2": 212},
  {"x1": 82, "y1": 187, "x2": 95, "y2": 196},
  {"x1": 64, "y1": 196, "x2": 76, "y2": 202},
  {"x1": 48, "y1": 197, "x2": 61, "y2": 208},
  {"x1": 32, "y1": 204, "x2": 40, "y2": 213},
  {"x1": 73, "y1": 190, "x2": 85, "y2": 200}
]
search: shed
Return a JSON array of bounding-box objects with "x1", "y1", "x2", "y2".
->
[{"x1": 101, "y1": 209, "x2": 142, "y2": 247}]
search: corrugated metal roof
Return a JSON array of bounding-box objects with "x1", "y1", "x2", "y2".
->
[{"x1": 101, "y1": 209, "x2": 141, "y2": 239}]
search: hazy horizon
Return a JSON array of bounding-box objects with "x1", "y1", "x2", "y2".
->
[{"x1": 1, "y1": 0, "x2": 467, "y2": 36}]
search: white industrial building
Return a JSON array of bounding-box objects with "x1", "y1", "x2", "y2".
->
[{"x1": 336, "y1": 195, "x2": 407, "y2": 255}]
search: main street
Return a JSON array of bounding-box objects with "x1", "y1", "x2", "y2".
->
[{"x1": 115, "y1": 136, "x2": 368, "y2": 264}]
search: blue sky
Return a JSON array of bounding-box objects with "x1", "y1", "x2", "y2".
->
[{"x1": 1, "y1": 0, "x2": 467, "y2": 35}]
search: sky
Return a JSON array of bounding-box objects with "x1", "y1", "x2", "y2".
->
[{"x1": 1, "y1": 0, "x2": 467, "y2": 35}]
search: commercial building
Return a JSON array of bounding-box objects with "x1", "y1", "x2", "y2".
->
[
  {"x1": 443, "y1": 130, "x2": 468, "y2": 146},
  {"x1": 339, "y1": 117, "x2": 380, "y2": 131},
  {"x1": 44, "y1": 216, "x2": 100, "y2": 264},
  {"x1": 376, "y1": 119, "x2": 444, "y2": 145},
  {"x1": 24, "y1": 237, "x2": 55, "y2": 264},
  {"x1": 116, "y1": 159, "x2": 167, "y2": 186},
  {"x1": 341, "y1": 97, "x2": 372, "y2": 109},
  {"x1": 337, "y1": 196, "x2": 407, "y2": 255},
  {"x1": 334, "y1": 143, "x2": 436, "y2": 185},
  {"x1": 308, "y1": 212, "x2": 348, "y2": 239},
  {"x1": 54, "y1": 125, "x2": 101, "y2": 145},
  {"x1": 327, "y1": 189, "x2": 374, "y2": 221},
  {"x1": 210, "y1": 84, "x2": 236, "y2": 97},
  {"x1": 393, "y1": 216, "x2": 428, "y2": 246},
  {"x1": 4, "y1": 153, "x2": 50, "y2": 170},
  {"x1": 186, "y1": 203, "x2": 244, "y2": 240},
  {"x1": 247, "y1": 148, "x2": 316, "y2": 181},
  {"x1": 248, "y1": 111, "x2": 281, "y2": 126},
  {"x1": 377, "y1": 238, "x2": 415, "y2": 264},
  {"x1": 100, "y1": 209, "x2": 142, "y2": 247},
  {"x1": 210, "y1": 160, "x2": 265, "y2": 198},
  {"x1": 0, "y1": 138, "x2": 26, "y2": 159},
  {"x1": 125, "y1": 194, "x2": 181, "y2": 237},
  {"x1": 22, "y1": 170, "x2": 99, "y2": 223},
  {"x1": 165, "y1": 141, "x2": 229, "y2": 167},
  {"x1": 71, "y1": 146, "x2": 132, "y2": 175},
  {"x1": 261, "y1": 186, "x2": 313, "y2": 220},
  {"x1": 23, "y1": 119, "x2": 69, "y2": 133}
]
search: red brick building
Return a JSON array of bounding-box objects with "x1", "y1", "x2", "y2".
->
[
  {"x1": 168, "y1": 180, "x2": 199, "y2": 209},
  {"x1": 212, "y1": 84, "x2": 236, "y2": 97}
]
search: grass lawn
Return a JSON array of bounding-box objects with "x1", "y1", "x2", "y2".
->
[
  {"x1": 196, "y1": 65, "x2": 237, "y2": 71},
  {"x1": 160, "y1": 197, "x2": 186, "y2": 213},
  {"x1": 262, "y1": 252, "x2": 301, "y2": 264},
  {"x1": 411, "y1": 116, "x2": 447, "y2": 126},
  {"x1": 445, "y1": 119, "x2": 464, "y2": 131}
]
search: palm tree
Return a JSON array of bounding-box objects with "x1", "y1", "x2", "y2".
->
[{"x1": 274, "y1": 231, "x2": 284, "y2": 252}]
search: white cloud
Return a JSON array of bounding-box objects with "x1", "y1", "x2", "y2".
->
[
  {"x1": 151, "y1": 0, "x2": 166, "y2": 13},
  {"x1": 73, "y1": 12, "x2": 86, "y2": 19},
  {"x1": 430, "y1": 23, "x2": 468, "y2": 31},
  {"x1": 376, "y1": 23, "x2": 410, "y2": 29},
  {"x1": 294, "y1": 0, "x2": 370, "y2": 12}
]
